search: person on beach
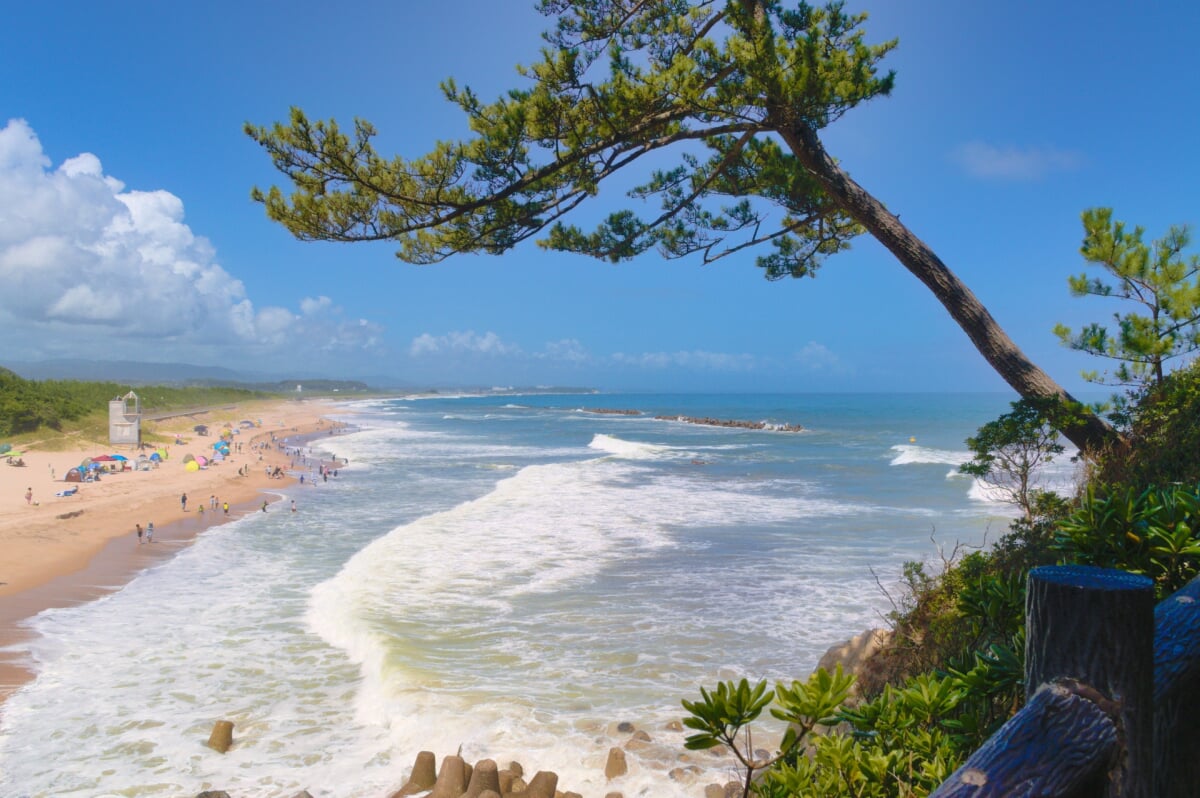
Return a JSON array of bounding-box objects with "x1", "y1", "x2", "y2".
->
[
  {"x1": 198, "y1": 503, "x2": 205, "y2": 517},
  {"x1": 146, "y1": 522, "x2": 154, "y2": 543},
  {"x1": 25, "y1": 487, "x2": 33, "y2": 504},
  {"x1": 291, "y1": 499, "x2": 296, "y2": 512},
  {"x1": 261, "y1": 500, "x2": 268, "y2": 513},
  {"x1": 136, "y1": 523, "x2": 143, "y2": 544},
  {"x1": 223, "y1": 502, "x2": 229, "y2": 515},
  {"x1": 181, "y1": 493, "x2": 188, "y2": 511}
]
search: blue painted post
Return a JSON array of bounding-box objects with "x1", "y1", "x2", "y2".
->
[{"x1": 1025, "y1": 565, "x2": 1155, "y2": 798}]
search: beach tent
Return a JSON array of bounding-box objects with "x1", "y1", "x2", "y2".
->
[
  {"x1": 64, "y1": 467, "x2": 84, "y2": 483},
  {"x1": 182, "y1": 453, "x2": 196, "y2": 464},
  {"x1": 149, "y1": 452, "x2": 162, "y2": 462},
  {"x1": 193, "y1": 425, "x2": 208, "y2": 435},
  {"x1": 212, "y1": 451, "x2": 225, "y2": 462},
  {"x1": 239, "y1": 420, "x2": 255, "y2": 428},
  {"x1": 79, "y1": 457, "x2": 93, "y2": 470},
  {"x1": 212, "y1": 441, "x2": 228, "y2": 451},
  {"x1": 196, "y1": 455, "x2": 209, "y2": 467},
  {"x1": 0, "y1": 443, "x2": 10, "y2": 454},
  {"x1": 185, "y1": 461, "x2": 200, "y2": 472},
  {"x1": 155, "y1": 448, "x2": 168, "y2": 460},
  {"x1": 135, "y1": 455, "x2": 152, "y2": 471}
]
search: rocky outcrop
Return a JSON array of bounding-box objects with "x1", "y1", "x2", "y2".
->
[{"x1": 817, "y1": 627, "x2": 894, "y2": 695}]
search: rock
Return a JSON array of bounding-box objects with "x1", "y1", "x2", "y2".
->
[
  {"x1": 205, "y1": 720, "x2": 234, "y2": 753},
  {"x1": 664, "y1": 720, "x2": 683, "y2": 732},
  {"x1": 195, "y1": 792, "x2": 231, "y2": 798},
  {"x1": 390, "y1": 750, "x2": 437, "y2": 796},
  {"x1": 498, "y1": 769, "x2": 515, "y2": 793},
  {"x1": 477, "y1": 792, "x2": 500, "y2": 798},
  {"x1": 289, "y1": 792, "x2": 314, "y2": 798},
  {"x1": 508, "y1": 776, "x2": 528, "y2": 793},
  {"x1": 604, "y1": 747, "x2": 628, "y2": 780},
  {"x1": 668, "y1": 766, "x2": 701, "y2": 781},
  {"x1": 463, "y1": 758, "x2": 500, "y2": 797},
  {"x1": 616, "y1": 721, "x2": 635, "y2": 733},
  {"x1": 723, "y1": 781, "x2": 742, "y2": 798},
  {"x1": 508, "y1": 761, "x2": 524, "y2": 778},
  {"x1": 704, "y1": 784, "x2": 725, "y2": 798},
  {"x1": 630, "y1": 730, "x2": 651, "y2": 742},
  {"x1": 524, "y1": 770, "x2": 559, "y2": 798},
  {"x1": 428, "y1": 754, "x2": 468, "y2": 798},
  {"x1": 605, "y1": 793, "x2": 625, "y2": 798},
  {"x1": 816, "y1": 628, "x2": 892, "y2": 685},
  {"x1": 560, "y1": 792, "x2": 583, "y2": 798}
]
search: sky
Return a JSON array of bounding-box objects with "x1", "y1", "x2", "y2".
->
[{"x1": 1, "y1": 0, "x2": 1197, "y2": 393}]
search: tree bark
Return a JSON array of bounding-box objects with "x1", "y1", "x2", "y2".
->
[{"x1": 779, "y1": 123, "x2": 1122, "y2": 456}]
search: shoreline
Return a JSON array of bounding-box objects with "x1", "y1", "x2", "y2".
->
[{"x1": 0, "y1": 398, "x2": 345, "y2": 704}]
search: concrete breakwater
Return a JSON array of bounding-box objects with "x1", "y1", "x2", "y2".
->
[
  {"x1": 582, "y1": 408, "x2": 804, "y2": 432},
  {"x1": 654, "y1": 415, "x2": 804, "y2": 432}
]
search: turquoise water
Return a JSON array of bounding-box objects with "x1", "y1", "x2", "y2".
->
[{"x1": 0, "y1": 393, "x2": 1036, "y2": 797}]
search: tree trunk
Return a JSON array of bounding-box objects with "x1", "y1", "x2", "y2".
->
[{"x1": 779, "y1": 123, "x2": 1122, "y2": 456}]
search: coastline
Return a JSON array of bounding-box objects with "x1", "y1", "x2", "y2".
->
[{"x1": 0, "y1": 398, "x2": 343, "y2": 704}]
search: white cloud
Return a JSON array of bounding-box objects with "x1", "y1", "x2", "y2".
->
[
  {"x1": 610, "y1": 350, "x2": 757, "y2": 370},
  {"x1": 794, "y1": 341, "x2": 847, "y2": 372},
  {"x1": 539, "y1": 338, "x2": 590, "y2": 362},
  {"x1": 951, "y1": 140, "x2": 1083, "y2": 181},
  {"x1": 0, "y1": 118, "x2": 381, "y2": 358},
  {"x1": 409, "y1": 330, "x2": 520, "y2": 357}
]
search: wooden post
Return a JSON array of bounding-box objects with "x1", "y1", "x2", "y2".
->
[
  {"x1": 928, "y1": 681, "x2": 1117, "y2": 797},
  {"x1": 1153, "y1": 575, "x2": 1200, "y2": 797},
  {"x1": 1026, "y1": 565, "x2": 1155, "y2": 798}
]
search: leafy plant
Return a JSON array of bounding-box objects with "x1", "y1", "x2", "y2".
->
[{"x1": 682, "y1": 668, "x2": 854, "y2": 798}]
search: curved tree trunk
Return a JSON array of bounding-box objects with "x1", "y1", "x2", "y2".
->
[{"x1": 779, "y1": 123, "x2": 1122, "y2": 456}]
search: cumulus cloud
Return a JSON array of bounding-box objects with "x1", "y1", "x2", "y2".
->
[
  {"x1": 951, "y1": 140, "x2": 1083, "y2": 181},
  {"x1": 0, "y1": 118, "x2": 381, "y2": 358},
  {"x1": 409, "y1": 330, "x2": 520, "y2": 357}
]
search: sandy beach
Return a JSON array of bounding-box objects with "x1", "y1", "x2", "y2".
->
[{"x1": 0, "y1": 398, "x2": 341, "y2": 701}]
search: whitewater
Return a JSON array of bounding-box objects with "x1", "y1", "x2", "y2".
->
[{"x1": 0, "y1": 392, "x2": 1031, "y2": 797}]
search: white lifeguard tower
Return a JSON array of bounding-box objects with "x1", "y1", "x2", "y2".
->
[{"x1": 108, "y1": 391, "x2": 142, "y2": 446}]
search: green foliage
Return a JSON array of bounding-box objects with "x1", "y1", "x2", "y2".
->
[
  {"x1": 682, "y1": 669, "x2": 854, "y2": 798},
  {"x1": 0, "y1": 368, "x2": 273, "y2": 440},
  {"x1": 959, "y1": 399, "x2": 1066, "y2": 520},
  {"x1": 1054, "y1": 207, "x2": 1200, "y2": 388},
  {"x1": 1054, "y1": 482, "x2": 1200, "y2": 597},
  {"x1": 247, "y1": 2, "x2": 895, "y2": 275},
  {"x1": 1097, "y1": 357, "x2": 1200, "y2": 486}
]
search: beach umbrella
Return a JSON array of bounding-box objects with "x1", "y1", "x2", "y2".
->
[
  {"x1": 185, "y1": 461, "x2": 200, "y2": 472},
  {"x1": 110, "y1": 454, "x2": 128, "y2": 461},
  {"x1": 92, "y1": 455, "x2": 116, "y2": 462}
]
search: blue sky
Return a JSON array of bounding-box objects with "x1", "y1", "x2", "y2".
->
[{"x1": 1, "y1": 1, "x2": 1197, "y2": 392}]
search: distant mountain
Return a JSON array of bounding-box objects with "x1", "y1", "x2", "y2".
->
[
  {"x1": 4, "y1": 359, "x2": 374, "y2": 394},
  {"x1": 6, "y1": 359, "x2": 260, "y2": 384}
]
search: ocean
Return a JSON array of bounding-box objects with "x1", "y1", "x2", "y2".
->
[{"x1": 0, "y1": 392, "x2": 1051, "y2": 797}]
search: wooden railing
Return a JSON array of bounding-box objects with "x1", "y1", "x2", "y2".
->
[{"x1": 929, "y1": 566, "x2": 1200, "y2": 797}]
